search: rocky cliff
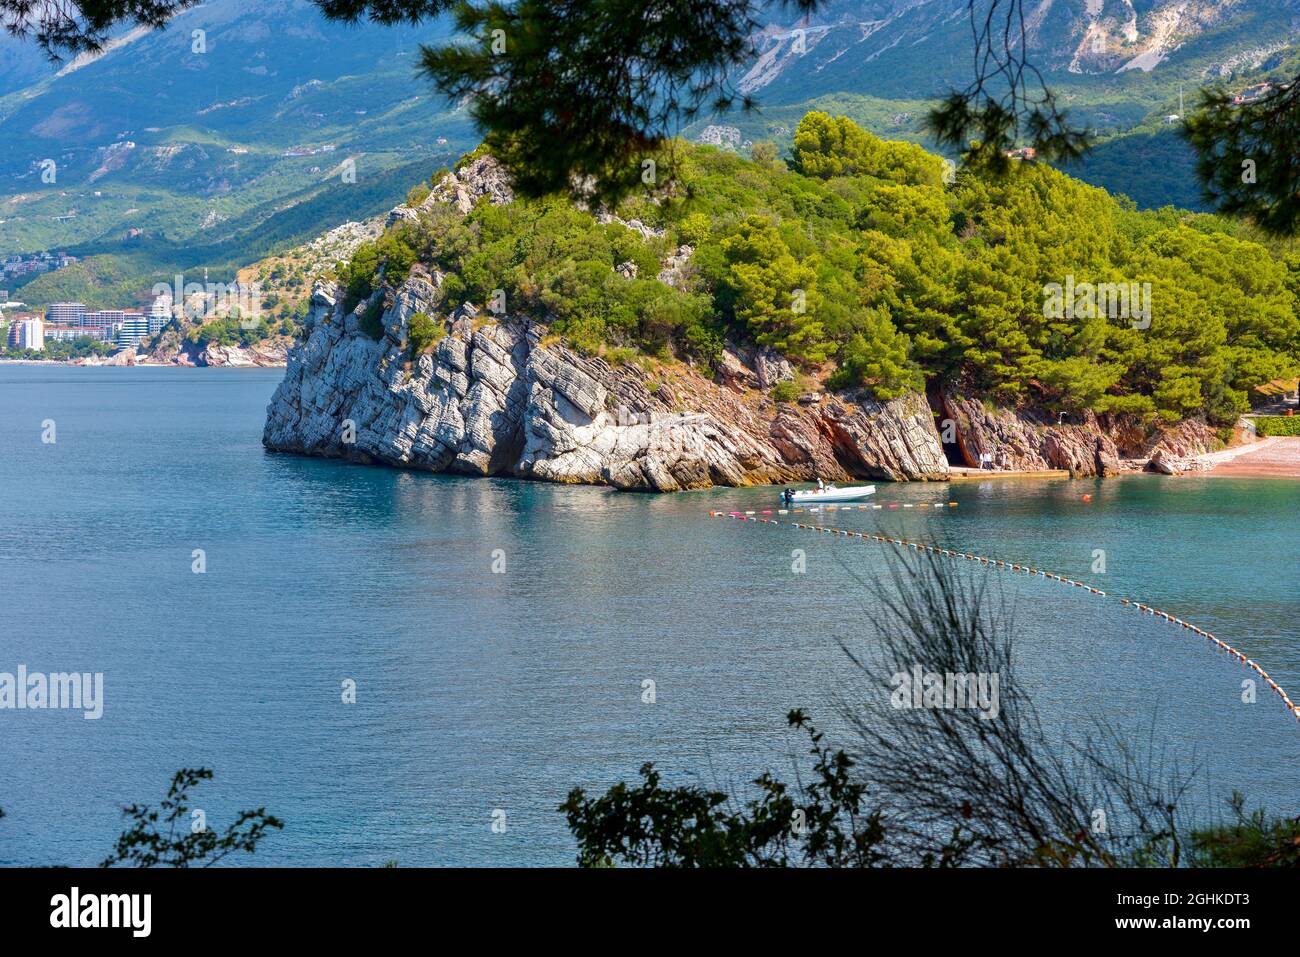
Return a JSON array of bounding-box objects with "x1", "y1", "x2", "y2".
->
[
  {"x1": 143, "y1": 333, "x2": 291, "y2": 367},
  {"x1": 262, "y1": 272, "x2": 951, "y2": 491},
  {"x1": 264, "y1": 305, "x2": 1232, "y2": 485},
  {"x1": 261, "y1": 155, "x2": 1235, "y2": 491},
  {"x1": 74, "y1": 335, "x2": 291, "y2": 367},
  {"x1": 939, "y1": 387, "x2": 1221, "y2": 476}
]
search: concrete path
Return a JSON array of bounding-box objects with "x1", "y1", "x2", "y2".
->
[{"x1": 1203, "y1": 436, "x2": 1300, "y2": 478}]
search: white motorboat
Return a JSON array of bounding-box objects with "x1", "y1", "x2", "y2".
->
[{"x1": 785, "y1": 484, "x2": 876, "y2": 505}]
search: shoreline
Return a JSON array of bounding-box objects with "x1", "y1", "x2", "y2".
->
[
  {"x1": 7, "y1": 357, "x2": 1296, "y2": 480},
  {"x1": 952, "y1": 436, "x2": 1300, "y2": 483},
  {"x1": 0, "y1": 358, "x2": 286, "y2": 369},
  {"x1": 1200, "y1": 436, "x2": 1300, "y2": 479}
]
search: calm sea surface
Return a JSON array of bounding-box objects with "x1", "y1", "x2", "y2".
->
[{"x1": 1, "y1": 364, "x2": 1297, "y2": 866}]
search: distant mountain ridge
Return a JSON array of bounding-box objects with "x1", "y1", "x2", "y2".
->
[
  {"x1": 0, "y1": 0, "x2": 471, "y2": 306},
  {"x1": 692, "y1": 0, "x2": 1300, "y2": 210},
  {"x1": 2, "y1": 0, "x2": 1298, "y2": 308},
  {"x1": 745, "y1": 0, "x2": 1300, "y2": 99}
]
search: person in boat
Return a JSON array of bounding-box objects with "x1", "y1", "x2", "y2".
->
[
  {"x1": 782, "y1": 488, "x2": 794, "y2": 508},
  {"x1": 816, "y1": 477, "x2": 825, "y2": 491}
]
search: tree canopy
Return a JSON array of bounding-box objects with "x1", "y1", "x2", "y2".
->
[{"x1": 341, "y1": 111, "x2": 1298, "y2": 422}]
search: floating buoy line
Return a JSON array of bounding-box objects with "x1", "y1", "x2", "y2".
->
[
  {"x1": 730, "y1": 502, "x2": 960, "y2": 516},
  {"x1": 708, "y1": 508, "x2": 1300, "y2": 725}
]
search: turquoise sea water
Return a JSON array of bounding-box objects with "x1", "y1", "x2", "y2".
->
[{"x1": 1, "y1": 364, "x2": 1297, "y2": 866}]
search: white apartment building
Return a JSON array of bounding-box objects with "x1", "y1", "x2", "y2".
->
[
  {"x1": 81, "y1": 309, "x2": 127, "y2": 330},
  {"x1": 147, "y1": 294, "x2": 173, "y2": 334},
  {"x1": 11, "y1": 318, "x2": 44, "y2": 351},
  {"x1": 44, "y1": 302, "x2": 87, "y2": 325},
  {"x1": 44, "y1": 325, "x2": 109, "y2": 342},
  {"x1": 115, "y1": 314, "x2": 151, "y2": 348}
]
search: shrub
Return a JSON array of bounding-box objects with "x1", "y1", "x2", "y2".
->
[
  {"x1": 407, "y1": 311, "x2": 441, "y2": 358},
  {"x1": 359, "y1": 298, "x2": 385, "y2": 341},
  {"x1": 406, "y1": 182, "x2": 431, "y2": 207},
  {"x1": 101, "y1": 768, "x2": 282, "y2": 868},
  {"x1": 375, "y1": 230, "x2": 417, "y2": 286},
  {"x1": 771, "y1": 380, "x2": 800, "y2": 403},
  {"x1": 1254, "y1": 415, "x2": 1300, "y2": 436},
  {"x1": 604, "y1": 346, "x2": 637, "y2": 366},
  {"x1": 337, "y1": 241, "x2": 381, "y2": 310}
]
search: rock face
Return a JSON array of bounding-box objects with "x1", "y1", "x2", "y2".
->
[
  {"x1": 204, "y1": 338, "x2": 290, "y2": 367},
  {"x1": 136, "y1": 331, "x2": 292, "y2": 367},
  {"x1": 1140, "y1": 419, "x2": 1219, "y2": 473},
  {"x1": 263, "y1": 277, "x2": 951, "y2": 492},
  {"x1": 939, "y1": 387, "x2": 1218, "y2": 476},
  {"x1": 74, "y1": 348, "x2": 139, "y2": 367},
  {"x1": 718, "y1": 343, "x2": 793, "y2": 391},
  {"x1": 941, "y1": 388, "x2": 1120, "y2": 475},
  {"x1": 820, "y1": 391, "x2": 952, "y2": 482},
  {"x1": 386, "y1": 154, "x2": 515, "y2": 227},
  {"x1": 264, "y1": 153, "x2": 950, "y2": 492}
]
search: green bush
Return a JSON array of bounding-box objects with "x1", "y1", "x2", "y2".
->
[
  {"x1": 407, "y1": 311, "x2": 441, "y2": 358},
  {"x1": 604, "y1": 346, "x2": 637, "y2": 366},
  {"x1": 406, "y1": 183, "x2": 432, "y2": 207},
  {"x1": 1254, "y1": 415, "x2": 1300, "y2": 436},
  {"x1": 771, "y1": 380, "x2": 800, "y2": 403},
  {"x1": 336, "y1": 241, "x2": 381, "y2": 311},
  {"x1": 192, "y1": 316, "x2": 271, "y2": 348},
  {"x1": 359, "y1": 298, "x2": 385, "y2": 341}
]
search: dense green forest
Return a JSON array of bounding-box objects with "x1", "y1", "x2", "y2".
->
[{"x1": 339, "y1": 112, "x2": 1300, "y2": 427}]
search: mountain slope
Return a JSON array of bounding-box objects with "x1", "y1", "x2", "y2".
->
[
  {"x1": 685, "y1": 0, "x2": 1300, "y2": 211},
  {"x1": 0, "y1": 0, "x2": 473, "y2": 305},
  {"x1": 744, "y1": 0, "x2": 1300, "y2": 117},
  {"x1": 4, "y1": 0, "x2": 1299, "y2": 309}
]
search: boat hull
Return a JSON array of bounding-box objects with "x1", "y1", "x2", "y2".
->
[{"x1": 788, "y1": 485, "x2": 876, "y2": 505}]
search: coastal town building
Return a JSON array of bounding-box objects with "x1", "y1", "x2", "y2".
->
[
  {"x1": 147, "y1": 294, "x2": 173, "y2": 334},
  {"x1": 1, "y1": 252, "x2": 76, "y2": 282},
  {"x1": 24, "y1": 300, "x2": 163, "y2": 351},
  {"x1": 1232, "y1": 82, "x2": 1274, "y2": 105},
  {"x1": 78, "y1": 309, "x2": 148, "y2": 343},
  {"x1": 8, "y1": 317, "x2": 44, "y2": 351},
  {"x1": 81, "y1": 309, "x2": 127, "y2": 330},
  {"x1": 44, "y1": 324, "x2": 109, "y2": 342},
  {"x1": 115, "y1": 314, "x2": 151, "y2": 348},
  {"x1": 45, "y1": 302, "x2": 88, "y2": 325}
]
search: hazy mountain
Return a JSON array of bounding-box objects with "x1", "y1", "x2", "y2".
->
[
  {"x1": 3, "y1": 0, "x2": 1298, "y2": 307},
  {"x1": 691, "y1": 0, "x2": 1300, "y2": 209},
  {"x1": 0, "y1": 0, "x2": 471, "y2": 304},
  {"x1": 745, "y1": 0, "x2": 1300, "y2": 111}
]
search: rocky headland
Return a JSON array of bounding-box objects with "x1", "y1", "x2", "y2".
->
[
  {"x1": 74, "y1": 335, "x2": 292, "y2": 368},
  {"x1": 262, "y1": 157, "x2": 1239, "y2": 491}
]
